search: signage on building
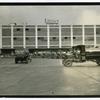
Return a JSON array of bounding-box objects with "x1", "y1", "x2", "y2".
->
[{"x1": 45, "y1": 18, "x2": 59, "y2": 25}]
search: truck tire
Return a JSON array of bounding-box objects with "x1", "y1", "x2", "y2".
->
[
  {"x1": 29, "y1": 57, "x2": 32, "y2": 62},
  {"x1": 15, "y1": 59, "x2": 18, "y2": 64},
  {"x1": 96, "y1": 60, "x2": 100, "y2": 66},
  {"x1": 25, "y1": 59, "x2": 29, "y2": 64},
  {"x1": 62, "y1": 59, "x2": 72, "y2": 67},
  {"x1": 30, "y1": 59, "x2": 32, "y2": 62}
]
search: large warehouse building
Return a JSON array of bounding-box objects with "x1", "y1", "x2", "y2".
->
[{"x1": 0, "y1": 24, "x2": 100, "y2": 54}]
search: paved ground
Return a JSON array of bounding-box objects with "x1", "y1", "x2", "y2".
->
[{"x1": 0, "y1": 57, "x2": 100, "y2": 96}]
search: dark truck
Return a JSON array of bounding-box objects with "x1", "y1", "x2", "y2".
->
[
  {"x1": 15, "y1": 49, "x2": 32, "y2": 64},
  {"x1": 62, "y1": 45, "x2": 100, "y2": 67},
  {"x1": 14, "y1": 45, "x2": 100, "y2": 66}
]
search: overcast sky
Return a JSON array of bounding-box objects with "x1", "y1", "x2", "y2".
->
[{"x1": 0, "y1": 6, "x2": 100, "y2": 25}]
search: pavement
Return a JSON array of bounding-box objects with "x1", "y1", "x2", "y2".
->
[{"x1": 0, "y1": 57, "x2": 100, "y2": 96}]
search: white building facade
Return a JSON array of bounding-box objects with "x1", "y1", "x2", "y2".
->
[{"x1": 0, "y1": 24, "x2": 100, "y2": 50}]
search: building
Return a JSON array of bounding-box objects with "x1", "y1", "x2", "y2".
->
[{"x1": 0, "y1": 24, "x2": 100, "y2": 54}]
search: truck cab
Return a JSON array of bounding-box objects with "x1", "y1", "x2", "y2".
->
[
  {"x1": 62, "y1": 45, "x2": 86, "y2": 67},
  {"x1": 62, "y1": 45, "x2": 100, "y2": 67},
  {"x1": 72, "y1": 45, "x2": 86, "y2": 62}
]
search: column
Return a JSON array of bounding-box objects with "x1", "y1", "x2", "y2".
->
[
  {"x1": 0, "y1": 25, "x2": 2, "y2": 49},
  {"x1": 23, "y1": 25, "x2": 26, "y2": 48},
  {"x1": 35, "y1": 25, "x2": 38, "y2": 48},
  {"x1": 82, "y1": 25, "x2": 85, "y2": 45},
  {"x1": 59, "y1": 25, "x2": 62, "y2": 48},
  {"x1": 47, "y1": 25, "x2": 50, "y2": 48},
  {"x1": 11, "y1": 25, "x2": 14, "y2": 48},
  {"x1": 71, "y1": 25, "x2": 73, "y2": 47},
  {"x1": 94, "y1": 25, "x2": 96, "y2": 47}
]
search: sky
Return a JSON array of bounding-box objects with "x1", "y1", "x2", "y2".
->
[{"x1": 0, "y1": 6, "x2": 100, "y2": 25}]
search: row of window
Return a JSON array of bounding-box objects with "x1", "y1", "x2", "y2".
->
[
  {"x1": 13, "y1": 37, "x2": 76, "y2": 40},
  {"x1": 2, "y1": 31, "x2": 100, "y2": 37},
  {"x1": 2, "y1": 27, "x2": 100, "y2": 31},
  {"x1": 2, "y1": 37, "x2": 97, "y2": 45},
  {"x1": 2, "y1": 36, "x2": 91, "y2": 41}
]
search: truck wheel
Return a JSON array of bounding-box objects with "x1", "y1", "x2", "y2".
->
[
  {"x1": 62, "y1": 59, "x2": 72, "y2": 67},
  {"x1": 25, "y1": 61, "x2": 28, "y2": 64},
  {"x1": 29, "y1": 57, "x2": 32, "y2": 62},
  {"x1": 96, "y1": 60, "x2": 100, "y2": 66},
  {"x1": 15, "y1": 59, "x2": 18, "y2": 64},
  {"x1": 30, "y1": 59, "x2": 32, "y2": 62},
  {"x1": 25, "y1": 59, "x2": 28, "y2": 64}
]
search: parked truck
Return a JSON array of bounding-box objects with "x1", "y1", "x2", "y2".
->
[
  {"x1": 14, "y1": 45, "x2": 100, "y2": 66},
  {"x1": 15, "y1": 49, "x2": 32, "y2": 64},
  {"x1": 62, "y1": 45, "x2": 100, "y2": 67},
  {"x1": 25, "y1": 45, "x2": 100, "y2": 67}
]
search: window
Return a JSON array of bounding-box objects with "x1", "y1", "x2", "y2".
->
[
  {"x1": 37, "y1": 28, "x2": 41, "y2": 31},
  {"x1": 64, "y1": 37, "x2": 68, "y2": 39},
  {"x1": 38, "y1": 37, "x2": 41, "y2": 40},
  {"x1": 38, "y1": 37, "x2": 44, "y2": 41},
  {"x1": 26, "y1": 37, "x2": 29, "y2": 40},
  {"x1": 95, "y1": 46, "x2": 99, "y2": 48},
  {"x1": 16, "y1": 28, "x2": 20, "y2": 31},
  {"x1": 26, "y1": 28, "x2": 29, "y2": 31},
  {"x1": 52, "y1": 37, "x2": 56, "y2": 40},
  {"x1": 73, "y1": 37, "x2": 76, "y2": 39},
  {"x1": 13, "y1": 37, "x2": 17, "y2": 40},
  {"x1": 96, "y1": 32, "x2": 100, "y2": 34}
]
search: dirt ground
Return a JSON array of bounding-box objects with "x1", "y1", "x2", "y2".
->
[{"x1": 0, "y1": 57, "x2": 100, "y2": 96}]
